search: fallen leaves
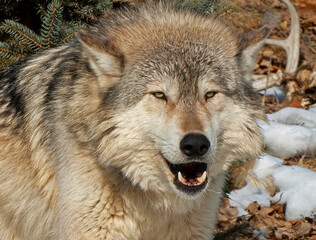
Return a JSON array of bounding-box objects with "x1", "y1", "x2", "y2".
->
[
  {"x1": 275, "y1": 221, "x2": 313, "y2": 239},
  {"x1": 215, "y1": 199, "x2": 316, "y2": 239},
  {"x1": 216, "y1": 155, "x2": 316, "y2": 239},
  {"x1": 298, "y1": 0, "x2": 316, "y2": 19},
  {"x1": 254, "y1": 50, "x2": 284, "y2": 76}
]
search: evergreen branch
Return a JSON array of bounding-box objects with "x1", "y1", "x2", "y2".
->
[
  {"x1": 96, "y1": 0, "x2": 112, "y2": 11},
  {"x1": 214, "y1": 222, "x2": 252, "y2": 240},
  {"x1": 0, "y1": 43, "x2": 26, "y2": 59},
  {"x1": 75, "y1": 5, "x2": 94, "y2": 18},
  {"x1": 47, "y1": 6, "x2": 57, "y2": 47},
  {"x1": 0, "y1": 0, "x2": 114, "y2": 66},
  {"x1": 58, "y1": 21, "x2": 83, "y2": 46},
  {"x1": 0, "y1": 47, "x2": 25, "y2": 58},
  {"x1": 198, "y1": 0, "x2": 217, "y2": 14},
  {"x1": 41, "y1": 0, "x2": 63, "y2": 47},
  {"x1": 57, "y1": 32, "x2": 75, "y2": 45},
  {"x1": 218, "y1": 8, "x2": 233, "y2": 18},
  {"x1": 1, "y1": 20, "x2": 44, "y2": 50}
]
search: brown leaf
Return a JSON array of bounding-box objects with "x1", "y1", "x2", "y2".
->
[
  {"x1": 260, "y1": 59, "x2": 271, "y2": 68},
  {"x1": 302, "y1": 16, "x2": 316, "y2": 25},
  {"x1": 262, "y1": 49, "x2": 274, "y2": 57},
  {"x1": 286, "y1": 98, "x2": 304, "y2": 108},
  {"x1": 280, "y1": 21, "x2": 288, "y2": 31},
  {"x1": 292, "y1": 221, "x2": 312, "y2": 236},
  {"x1": 217, "y1": 212, "x2": 229, "y2": 222},
  {"x1": 258, "y1": 216, "x2": 276, "y2": 229},
  {"x1": 217, "y1": 202, "x2": 238, "y2": 223},
  {"x1": 275, "y1": 226, "x2": 297, "y2": 239},
  {"x1": 275, "y1": 212, "x2": 285, "y2": 220},
  {"x1": 284, "y1": 221, "x2": 293, "y2": 228},
  {"x1": 258, "y1": 207, "x2": 275, "y2": 216},
  {"x1": 298, "y1": 0, "x2": 316, "y2": 19},
  {"x1": 225, "y1": 206, "x2": 238, "y2": 218},
  {"x1": 297, "y1": 69, "x2": 312, "y2": 83},
  {"x1": 247, "y1": 202, "x2": 260, "y2": 215},
  {"x1": 265, "y1": 185, "x2": 278, "y2": 197}
]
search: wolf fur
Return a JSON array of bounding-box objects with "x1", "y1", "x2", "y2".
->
[{"x1": 0, "y1": 2, "x2": 269, "y2": 239}]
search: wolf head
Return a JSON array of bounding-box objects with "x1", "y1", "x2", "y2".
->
[{"x1": 74, "y1": 3, "x2": 269, "y2": 199}]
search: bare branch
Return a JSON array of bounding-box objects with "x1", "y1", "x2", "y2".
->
[
  {"x1": 252, "y1": 0, "x2": 300, "y2": 91},
  {"x1": 252, "y1": 70, "x2": 283, "y2": 91},
  {"x1": 264, "y1": 0, "x2": 300, "y2": 74}
]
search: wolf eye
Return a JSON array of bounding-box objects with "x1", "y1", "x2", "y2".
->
[
  {"x1": 152, "y1": 92, "x2": 167, "y2": 101},
  {"x1": 205, "y1": 91, "x2": 218, "y2": 100}
]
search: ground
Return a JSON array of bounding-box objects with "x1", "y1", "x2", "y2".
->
[{"x1": 214, "y1": 1, "x2": 316, "y2": 239}]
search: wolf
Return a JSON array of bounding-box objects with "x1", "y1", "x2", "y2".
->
[{"x1": 0, "y1": 2, "x2": 269, "y2": 239}]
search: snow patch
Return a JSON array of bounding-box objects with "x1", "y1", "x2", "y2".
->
[
  {"x1": 258, "y1": 120, "x2": 316, "y2": 158},
  {"x1": 229, "y1": 107, "x2": 316, "y2": 221},
  {"x1": 271, "y1": 165, "x2": 316, "y2": 220},
  {"x1": 229, "y1": 154, "x2": 316, "y2": 220},
  {"x1": 268, "y1": 107, "x2": 316, "y2": 127},
  {"x1": 309, "y1": 107, "x2": 316, "y2": 113},
  {"x1": 228, "y1": 182, "x2": 271, "y2": 217},
  {"x1": 259, "y1": 86, "x2": 285, "y2": 102}
]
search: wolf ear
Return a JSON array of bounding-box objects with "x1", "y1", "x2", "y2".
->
[
  {"x1": 76, "y1": 31, "x2": 125, "y2": 91},
  {"x1": 236, "y1": 26, "x2": 271, "y2": 82}
]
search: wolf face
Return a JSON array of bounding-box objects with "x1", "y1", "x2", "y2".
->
[{"x1": 76, "y1": 5, "x2": 269, "y2": 200}]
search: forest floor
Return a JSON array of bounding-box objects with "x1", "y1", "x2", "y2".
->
[{"x1": 214, "y1": 0, "x2": 316, "y2": 239}]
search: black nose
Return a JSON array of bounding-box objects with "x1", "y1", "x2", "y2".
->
[{"x1": 180, "y1": 133, "x2": 210, "y2": 157}]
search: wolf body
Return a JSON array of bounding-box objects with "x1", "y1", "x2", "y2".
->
[{"x1": 0, "y1": 2, "x2": 268, "y2": 240}]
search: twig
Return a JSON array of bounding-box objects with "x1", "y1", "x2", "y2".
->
[
  {"x1": 262, "y1": 56, "x2": 272, "y2": 106},
  {"x1": 252, "y1": 0, "x2": 300, "y2": 91},
  {"x1": 264, "y1": 0, "x2": 300, "y2": 74},
  {"x1": 298, "y1": 151, "x2": 307, "y2": 166},
  {"x1": 252, "y1": 70, "x2": 283, "y2": 91}
]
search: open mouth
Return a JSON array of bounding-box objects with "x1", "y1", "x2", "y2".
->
[{"x1": 166, "y1": 160, "x2": 208, "y2": 194}]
